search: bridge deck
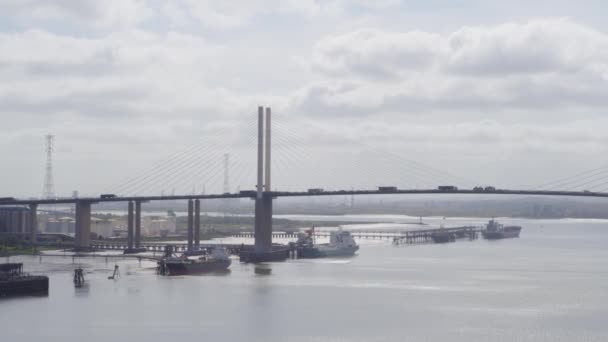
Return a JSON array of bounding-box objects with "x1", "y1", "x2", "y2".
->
[{"x1": 2, "y1": 188, "x2": 608, "y2": 205}]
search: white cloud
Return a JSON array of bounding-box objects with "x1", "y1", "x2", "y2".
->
[
  {"x1": 0, "y1": 0, "x2": 153, "y2": 29},
  {"x1": 445, "y1": 19, "x2": 608, "y2": 76},
  {"x1": 303, "y1": 18, "x2": 608, "y2": 115},
  {"x1": 162, "y1": 0, "x2": 344, "y2": 30},
  {"x1": 312, "y1": 29, "x2": 443, "y2": 78},
  {"x1": 312, "y1": 18, "x2": 608, "y2": 78}
]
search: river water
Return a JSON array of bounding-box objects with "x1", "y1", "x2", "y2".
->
[{"x1": 1, "y1": 216, "x2": 607, "y2": 341}]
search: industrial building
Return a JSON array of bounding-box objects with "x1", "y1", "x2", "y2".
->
[
  {"x1": 0, "y1": 206, "x2": 31, "y2": 235},
  {"x1": 45, "y1": 217, "x2": 76, "y2": 234}
]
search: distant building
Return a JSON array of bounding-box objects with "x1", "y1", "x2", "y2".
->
[
  {"x1": 91, "y1": 217, "x2": 116, "y2": 239},
  {"x1": 45, "y1": 217, "x2": 75, "y2": 234},
  {"x1": 143, "y1": 216, "x2": 176, "y2": 237}
]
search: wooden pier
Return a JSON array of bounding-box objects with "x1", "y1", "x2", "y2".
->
[
  {"x1": 87, "y1": 226, "x2": 482, "y2": 255},
  {"x1": 234, "y1": 227, "x2": 481, "y2": 244},
  {"x1": 89, "y1": 242, "x2": 255, "y2": 256},
  {"x1": 391, "y1": 226, "x2": 480, "y2": 245},
  {"x1": 234, "y1": 231, "x2": 400, "y2": 240}
]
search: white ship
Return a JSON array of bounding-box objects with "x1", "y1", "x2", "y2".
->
[{"x1": 293, "y1": 228, "x2": 359, "y2": 258}]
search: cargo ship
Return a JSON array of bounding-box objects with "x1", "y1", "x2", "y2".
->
[
  {"x1": 292, "y1": 228, "x2": 359, "y2": 258},
  {"x1": 157, "y1": 245, "x2": 231, "y2": 275},
  {"x1": 481, "y1": 219, "x2": 522, "y2": 239}
]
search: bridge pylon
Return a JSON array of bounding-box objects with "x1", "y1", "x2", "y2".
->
[
  {"x1": 254, "y1": 106, "x2": 273, "y2": 253},
  {"x1": 74, "y1": 200, "x2": 92, "y2": 251}
]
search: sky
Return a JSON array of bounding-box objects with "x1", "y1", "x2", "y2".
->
[{"x1": 1, "y1": 0, "x2": 608, "y2": 197}]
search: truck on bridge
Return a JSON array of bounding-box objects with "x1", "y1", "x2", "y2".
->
[
  {"x1": 473, "y1": 186, "x2": 496, "y2": 192},
  {"x1": 438, "y1": 185, "x2": 458, "y2": 192}
]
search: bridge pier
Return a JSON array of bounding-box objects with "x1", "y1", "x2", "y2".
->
[
  {"x1": 127, "y1": 201, "x2": 134, "y2": 250},
  {"x1": 74, "y1": 201, "x2": 92, "y2": 251},
  {"x1": 194, "y1": 199, "x2": 201, "y2": 248},
  {"x1": 254, "y1": 194, "x2": 273, "y2": 253},
  {"x1": 135, "y1": 201, "x2": 142, "y2": 248},
  {"x1": 187, "y1": 199, "x2": 194, "y2": 251},
  {"x1": 28, "y1": 203, "x2": 37, "y2": 246}
]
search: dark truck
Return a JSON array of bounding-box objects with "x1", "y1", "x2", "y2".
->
[
  {"x1": 99, "y1": 194, "x2": 117, "y2": 199},
  {"x1": 473, "y1": 186, "x2": 496, "y2": 192},
  {"x1": 438, "y1": 185, "x2": 458, "y2": 192}
]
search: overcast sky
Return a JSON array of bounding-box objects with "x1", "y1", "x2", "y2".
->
[{"x1": 2, "y1": 0, "x2": 608, "y2": 197}]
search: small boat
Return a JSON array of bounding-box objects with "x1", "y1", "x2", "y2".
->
[
  {"x1": 481, "y1": 219, "x2": 522, "y2": 239},
  {"x1": 157, "y1": 245, "x2": 231, "y2": 275},
  {"x1": 292, "y1": 227, "x2": 359, "y2": 258}
]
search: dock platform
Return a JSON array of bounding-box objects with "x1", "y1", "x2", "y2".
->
[{"x1": 0, "y1": 263, "x2": 49, "y2": 298}]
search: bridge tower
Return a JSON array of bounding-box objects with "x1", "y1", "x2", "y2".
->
[{"x1": 253, "y1": 106, "x2": 274, "y2": 254}]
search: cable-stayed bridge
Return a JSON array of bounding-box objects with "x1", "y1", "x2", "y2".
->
[{"x1": 3, "y1": 106, "x2": 608, "y2": 257}]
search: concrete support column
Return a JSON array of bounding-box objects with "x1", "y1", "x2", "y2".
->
[
  {"x1": 254, "y1": 194, "x2": 273, "y2": 253},
  {"x1": 28, "y1": 203, "x2": 38, "y2": 245},
  {"x1": 135, "y1": 201, "x2": 142, "y2": 248},
  {"x1": 262, "y1": 194, "x2": 273, "y2": 251},
  {"x1": 127, "y1": 201, "x2": 134, "y2": 250},
  {"x1": 187, "y1": 199, "x2": 194, "y2": 251},
  {"x1": 254, "y1": 198, "x2": 264, "y2": 252},
  {"x1": 194, "y1": 199, "x2": 201, "y2": 248},
  {"x1": 75, "y1": 201, "x2": 91, "y2": 251}
]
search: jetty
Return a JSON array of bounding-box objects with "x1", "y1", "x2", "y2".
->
[
  {"x1": 391, "y1": 226, "x2": 480, "y2": 245},
  {"x1": 235, "y1": 227, "x2": 481, "y2": 244}
]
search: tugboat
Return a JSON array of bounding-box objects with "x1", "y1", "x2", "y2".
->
[
  {"x1": 481, "y1": 219, "x2": 522, "y2": 239},
  {"x1": 157, "y1": 245, "x2": 231, "y2": 275},
  {"x1": 292, "y1": 227, "x2": 359, "y2": 258}
]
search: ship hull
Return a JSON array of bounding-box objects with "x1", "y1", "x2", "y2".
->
[
  {"x1": 239, "y1": 248, "x2": 290, "y2": 263},
  {"x1": 296, "y1": 245, "x2": 359, "y2": 258},
  {"x1": 431, "y1": 233, "x2": 455, "y2": 244},
  {"x1": 162, "y1": 259, "x2": 231, "y2": 276},
  {"x1": 482, "y1": 228, "x2": 521, "y2": 239}
]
